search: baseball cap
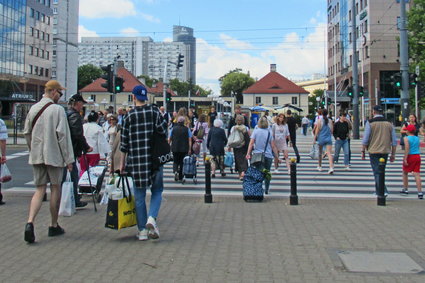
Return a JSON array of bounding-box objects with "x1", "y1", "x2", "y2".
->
[
  {"x1": 373, "y1": 105, "x2": 383, "y2": 112},
  {"x1": 69, "y1": 93, "x2": 87, "y2": 104},
  {"x1": 132, "y1": 85, "x2": 148, "y2": 101},
  {"x1": 45, "y1": 80, "x2": 66, "y2": 91},
  {"x1": 406, "y1": 124, "x2": 416, "y2": 133}
]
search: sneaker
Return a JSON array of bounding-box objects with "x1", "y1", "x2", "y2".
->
[
  {"x1": 384, "y1": 192, "x2": 389, "y2": 197},
  {"x1": 328, "y1": 168, "x2": 334, "y2": 174},
  {"x1": 400, "y1": 189, "x2": 409, "y2": 195},
  {"x1": 274, "y1": 169, "x2": 279, "y2": 173},
  {"x1": 418, "y1": 193, "x2": 423, "y2": 200},
  {"x1": 174, "y1": 172, "x2": 179, "y2": 182},
  {"x1": 48, "y1": 224, "x2": 65, "y2": 237},
  {"x1": 24, "y1": 223, "x2": 35, "y2": 243},
  {"x1": 317, "y1": 166, "x2": 322, "y2": 172},
  {"x1": 75, "y1": 201, "x2": 88, "y2": 208},
  {"x1": 146, "y1": 216, "x2": 160, "y2": 239},
  {"x1": 137, "y1": 229, "x2": 148, "y2": 241},
  {"x1": 345, "y1": 166, "x2": 351, "y2": 171}
]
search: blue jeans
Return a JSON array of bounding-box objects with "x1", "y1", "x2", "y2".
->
[
  {"x1": 334, "y1": 139, "x2": 349, "y2": 166},
  {"x1": 302, "y1": 124, "x2": 308, "y2": 136},
  {"x1": 133, "y1": 166, "x2": 164, "y2": 231},
  {"x1": 253, "y1": 157, "x2": 273, "y2": 193},
  {"x1": 369, "y1": 154, "x2": 388, "y2": 194}
]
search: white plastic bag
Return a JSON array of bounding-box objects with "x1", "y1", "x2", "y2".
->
[
  {"x1": 59, "y1": 172, "x2": 76, "y2": 217},
  {"x1": 0, "y1": 164, "x2": 12, "y2": 183},
  {"x1": 309, "y1": 143, "x2": 319, "y2": 160}
]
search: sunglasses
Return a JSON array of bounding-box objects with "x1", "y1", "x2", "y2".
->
[{"x1": 57, "y1": 90, "x2": 63, "y2": 97}]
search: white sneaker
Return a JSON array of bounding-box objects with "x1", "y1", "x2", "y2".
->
[
  {"x1": 328, "y1": 168, "x2": 334, "y2": 174},
  {"x1": 345, "y1": 166, "x2": 351, "y2": 171},
  {"x1": 317, "y1": 166, "x2": 322, "y2": 172},
  {"x1": 274, "y1": 169, "x2": 279, "y2": 173},
  {"x1": 146, "y1": 216, "x2": 160, "y2": 239},
  {"x1": 138, "y1": 229, "x2": 148, "y2": 241}
]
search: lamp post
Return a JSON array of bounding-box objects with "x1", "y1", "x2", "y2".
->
[{"x1": 316, "y1": 96, "x2": 321, "y2": 110}]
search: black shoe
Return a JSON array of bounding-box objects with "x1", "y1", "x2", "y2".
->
[
  {"x1": 0, "y1": 200, "x2": 5, "y2": 205},
  {"x1": 48, "y1": 224, "x2": 65, "y2": 237},
  {"x1": 221, "y1": 172, "x2": 226, "y2": 177},
  {"x1": 174, "y1": 172, "x2": 179, "y2": 182},
  {"x1": 24, "y1": 223, "x2": 35, "y2": 243},
  {"x1": 296, "y1": 157, "x2": 300, "y2": 163},
  {"x1": 211, "y1": 174, "x2": 216, "y2": 178},
  {"x1": 75, "y1": 201, "x2": 87, "y2": 208}
]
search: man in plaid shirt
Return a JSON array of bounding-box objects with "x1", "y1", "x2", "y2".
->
[{"x1": 120, "y1": 85, "x2": 167, "y2": 241}]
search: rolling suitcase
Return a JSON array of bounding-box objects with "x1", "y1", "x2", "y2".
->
[
  {"x1": 182, "y1": 155, "x2": 197, "y2": 184},
  {"x1": 243, "y1": 166, "x2": 264, "y2": 201}
]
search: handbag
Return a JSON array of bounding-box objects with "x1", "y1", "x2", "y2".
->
[
  {"x1": 192, "y1": 137, "x2": 201, "y2": 155},
  {"x1": 59, "y1": 172, "x2": 76, "y2": 217},
  {"x1": 224, "y1": 151, "x2": 234, "y2": 167},
  {"x1": 251, "y1": 132, "x2": 270, "y2": 165},
  {"x1": 0, "y1": 163, "x2": 12, "y2": 183},
  {"x1": 151, "y1": 129, "x2": 172, "y2": 172},
  {"x1": 105, "y1": 174, "x2": 137, "y2": 230},
  {"x1": 309, "y1": 143, "x2": 319, "y2": 160},
  {"x1": 227, "y1": 128, "x2": 245, "y2": 148}
]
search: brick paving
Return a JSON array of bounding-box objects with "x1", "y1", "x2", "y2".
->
[{"x1": 1, "y1": 192, "x2": 425, "y2": 282}]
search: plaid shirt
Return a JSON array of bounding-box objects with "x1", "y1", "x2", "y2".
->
[{"x1": 120, "y1": 104, "x2": 167, "y2": 188}]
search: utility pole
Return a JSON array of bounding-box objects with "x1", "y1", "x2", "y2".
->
[
  {"x1": 352, "y1": 0, "x2": 360, "y2": 139},
  {"x1": 163, "y1": 61, "x2": 168, "y2": 113},
  {"x1": 400, "y1": 0, "x2": 410, "y2": 122}
]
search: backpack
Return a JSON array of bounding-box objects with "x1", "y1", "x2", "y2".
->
[
  {"x1": 227, "y1": 128, "x2": 245, "y2": 148},
  {"x1": 196, "y1": 123, "x2": 205, "y2": 139}
]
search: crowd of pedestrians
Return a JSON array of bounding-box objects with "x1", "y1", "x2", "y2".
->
[{"x1": 14, "y1": 79, "x2": 425, "y2": 244}]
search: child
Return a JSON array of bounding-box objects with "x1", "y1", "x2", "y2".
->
[{"x1": 400, "y1": 124, "x2": 423, "y2": 199}]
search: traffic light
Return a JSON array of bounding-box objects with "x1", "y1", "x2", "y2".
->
[
  {"x1": 115, "y1": 76, "x2": 124, "y2": 93},
  {"x1": 166, "y1": 92, "x2": 172, "y2": 102},
  {"x1": 409, "y1": 73, "x2": 418, "y2": 89},
  {"x1": 347, "y1": 86, "x2": 353, "y2": 97},
  {"x1": 177, "y1": 53, "x2": 184, "y2": 70},
  {"x1": 101, "y1": 64, "x2": 114, "y2": 93},
  {"x1": 359, "y1": 86, "x2": 364, "y2": 97},
  {"x1": 390, "y1": 72, "x2": 402, "y2": 89}
]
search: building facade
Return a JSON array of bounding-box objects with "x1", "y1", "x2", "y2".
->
[
  {"x1": 173, "y1": 25, "x2": 196, "y2": 84},
  {"x1": 327, "y1": 0, "x2": 411, "y2": 124},
  {"x1": 51, "y1": 0, "x2": 79, "y2": 99}
]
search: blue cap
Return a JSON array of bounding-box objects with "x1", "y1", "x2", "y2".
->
[{"x1": 132, "y1": 85, "x2": 148, "y2": 101}]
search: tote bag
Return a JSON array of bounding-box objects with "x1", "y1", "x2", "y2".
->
[{"x1": 59, "y1": 172, "x2": 76, "y2": 217}]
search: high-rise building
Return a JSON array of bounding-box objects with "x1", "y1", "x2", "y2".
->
[
  {"x1": 0, "y1": 0, "x2": 53, "y2": 116},
  {"x1": 51, "y1": 0, "x2": 79, "y2": 99},
  {"x1": 78, "y1": 25, "x2": 196, "y2": 86},
  {"x1": 327, "y1": 0, "x2": 411, "y2": 124}
]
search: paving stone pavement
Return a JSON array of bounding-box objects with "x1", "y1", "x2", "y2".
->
[{"x1": 1, "y1": 192, "x2": 425, "y2": 282}]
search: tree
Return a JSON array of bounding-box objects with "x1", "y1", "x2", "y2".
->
[
  {"x1": 309, "y1": 89, "x2": 324, "y2": 114},
  {"x1": 137, "y1": 75, "x2": 158, "y2": 88},
  {"x1": 219, "y1": 69, "x2": 255, "y2": 104},
  {"x1": 407, "y1": 0, "x2": 425, "y2": 111},
  {"x1": 77, "y1": 64, "x2": 103, "y2": 90},
  {"x1": 169, "y1": 78, "x2": 211, "y2": 97}
]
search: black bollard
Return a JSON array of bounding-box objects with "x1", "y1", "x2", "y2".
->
[
  {"x1": 204, "y1": 159, "x2": 212, "y2": 203},
  {"x1": 290, "y1": 158, "x2": 298, "y2": 205},
  {"x1": 377, "y1": 158, "x2": 386, "y2": 206}
]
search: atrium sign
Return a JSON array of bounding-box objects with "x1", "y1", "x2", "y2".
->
[{"x1": 11, "y1": 93, "x2": 35, "y2": 100}]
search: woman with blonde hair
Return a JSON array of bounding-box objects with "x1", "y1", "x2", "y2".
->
[
  {"x1": 246, "y1": 117, "x2": 279, "y2": 194},
  {"x1": 173, "y1": 107, "x2": 191, "y2": 128},
  {"x1": 272, "y1": 113, "x2": 290, "y2": 174},
  {"x1": 228, "y1": 115, "x2": 250, "y2": 180}
]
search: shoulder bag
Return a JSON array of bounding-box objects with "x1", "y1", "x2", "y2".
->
[{"x1": 251, "y1": 132, "x2": 270, "y2": 165}]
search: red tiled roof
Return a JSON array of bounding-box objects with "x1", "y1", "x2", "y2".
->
[
  {"x1": 79, "y1": 67, "x2": 145, "y2": 93},
  {"x1": 243, "y1": 71, "x2": 309, "y2": 94},
  {"x1": 149, "y1": 81, "x2": 177, "y2": 96}
]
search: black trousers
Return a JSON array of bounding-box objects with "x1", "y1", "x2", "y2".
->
[
  {"x1": 291, "y1": 138, "x2": 300, "y2": 160},
  {"x1": 173, "y1": 152, "x2": 186, "y2": 180}
]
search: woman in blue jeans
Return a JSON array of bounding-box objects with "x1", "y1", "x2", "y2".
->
[
  {"x1": 314, "y1": 109, "x2": 334, "y2": 174},
  {"x1": 246, "y1": 117, "x2": 279, "y2": 194}
]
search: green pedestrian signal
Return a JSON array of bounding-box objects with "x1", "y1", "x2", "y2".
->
[
  {"x1": 166, "y1": 92, "x2": 172, "y2": 102},
  {"x1": 115, "y1": 77, "x2": 124, "y2": 93},
  {"x1": 390, "y1": 72, "x2": 402, "y2": 89},
  {"x1": 347, "y1": 86, "x2": 353, "y2": 97}
]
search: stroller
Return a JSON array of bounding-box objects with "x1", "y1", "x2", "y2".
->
[
  {"x1": 78, "y1": 158, "x2": 108, "y2": 211},
  {"x1": 182, "y1": 155, "x2": 197, "y2": 184}
]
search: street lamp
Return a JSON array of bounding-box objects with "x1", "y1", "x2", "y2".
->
[{"x1": 316, "y1": 96, "x2": 321, "y2": 110}]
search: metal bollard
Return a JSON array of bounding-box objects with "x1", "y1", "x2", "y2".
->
[
  {"x1": 204, "y1": 159, "x2": 213, "y2": 203},
  {"x1": 290, "y1": 158, "x2": 298, "y2": 205},
  {"x1": 377, "y1": 157, "x2": 386, "y2": 206}
]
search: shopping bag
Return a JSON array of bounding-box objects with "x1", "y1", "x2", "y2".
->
[
  {"x1": 59, "y1": 172, "x2": 76, "y2": 217},
  {"x1": 309, "y1": 143, "x2": 319, "y2": 160},
  {"x1": 0, "y1": 164, "x2": 12, "y2": 183},
  {"x1": 224, "y1": 152, "x2": 234, "y2": 167},
  {"x1": 105, "y1": 175, "x2": 137, "y2": 230}
]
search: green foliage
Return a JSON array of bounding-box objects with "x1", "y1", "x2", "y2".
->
[
  {"x1": 137, "y1": 75, "x2": 158, "y2": 88},
  {"x1": 169, "y1": 78, "x2": 211, "y2": 97},
  {"x1": 308, "y1": 89, "x2": 324, "y2": 114},
  {"x1": 219, "y1": 68, "x2": 255, "y2": 104},
  {"x1": 77, "y1": 64, "x2": 103, "y2": 90}
]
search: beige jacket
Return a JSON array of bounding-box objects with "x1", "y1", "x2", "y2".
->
[{"x1": 24, "y1": 97, "x2": 74, "y2": 167}]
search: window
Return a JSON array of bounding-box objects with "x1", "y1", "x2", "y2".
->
[
  {"x1": 39, "y1": 67, "x2": 44, "y2": 76},
  {"x1": 36, "y1": 29, "x2": 40, "y2": 38},
  {"x1": 91, "y1": 95, "x2": 96, "y2": 102},
  {"x1": 34, "y1": 66, "x2": 39, "y2": 75},
  {"x1": 47, "y1": 16, "x2": 50, "y2": 25},
  {"x1": 41, "y1": 13, "x2": 45, "y2": 22},
  {"x1": 36, "y1": 11, "x2": 40, "y2": 20},
  {"x1": 364, "y1": 20, "x2": 368, "y2": 33},
  {"x1": 30, "y1": 27, "x2": 34, "y2": 36},
  {"x1": 128, "y1": 95, "x2": 133, "y2": 102},
  {"x1": 292, "y1": 97, "x2": 298, "y2": 105},
  {"x1": 29, "y1": 46, "x2": 33, "y2": 55},
  {"x1": 45, "y1": 68, "x2": 49, "y2": 77},
  {"x1": 53, "y1": 0, "x2": 58, "y2": 3},
  {"x1": 29, "y1": 65, "x2": 33, "y2": 74},
  {"x1": 272, "y1": 97, "x2": 278, "y2": 105},
  {"x1": 35, "y1": 47, "x2": 39, "y2": 57},
  {"x1": 30, "y1": 8, "x2": 35, "y2": 18},
  {"x1": 46, "y1": 34, "x2": 50, "y2": 42},
  {"x1": 53, "y1": 7, "x2": 58, "y2": 14},
  {"x1": 255, "y1": 97, "x2": 261, "y2": 104},
  {"x1": 110, "y1": 95, "x2": 114, "y2": 102},
  {"x1": 41, "y1": 50, "x2": 44, "y2": 59},
  {"x1": 41, "y1": 31, "x2": 45, "y2": 40},
  {"x1": 53, "y1": 28, "x2": 57, "y2": 35},
  {"x1": 46, "y1": 51, "x2": 49, "y2": 59}
]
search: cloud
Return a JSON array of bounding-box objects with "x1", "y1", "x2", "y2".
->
[
  {"x1": 163, "y1": 37, "x2": 173, "y2": 42},
  {"x1": 140, "y1": 12, "x2": 161, "y2": 23},
  {"x1": 78, "y1": 25, "x2": 99, "y2": 42},
  {"x1": 196, "y1": 23, "x2": 327, "y2": 95},
  {"x1": 120, "y1": 27, "x2": 140, "y2": 37},
  {"x1": 80, "y1": 0, "x2": 137, "y2": 19}
]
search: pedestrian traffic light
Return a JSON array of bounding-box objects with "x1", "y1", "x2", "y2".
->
[
  {"x1": 101, "y1": 64, "x2": 114, "y2": 93},
  {"x1": 115, "y1": 76, "x2": 124, "y2": 93},
  {"x1": 359, "y1": 86, "x2": 364, "y2": 97},
  {"x1": 390, "y1": 72, "x2": 402, "y2": 89},
  {"x1": 166, "y1": 92, "x2": 172, "y2": 102},
  {"x1": 409, "y1": 73, "x2": 418, "y2": 89},
  {"x1": 347, "y1": 86, "x2": 353, "y2": 97},
  {"x1": 177, "y1": 54, "x2": 184, "y2": 70}
]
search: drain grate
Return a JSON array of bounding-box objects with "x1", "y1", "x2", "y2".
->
[{"x1": 337, "y1": 250, "x2": 424, "y2": 274}]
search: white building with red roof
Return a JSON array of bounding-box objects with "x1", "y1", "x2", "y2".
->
[{"x1": 243, "y1": 64, "x2": 309, "y2": 113}]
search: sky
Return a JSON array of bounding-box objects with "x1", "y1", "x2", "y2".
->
[{"x1": 79, "y1": 0, "x2": 328, "y2": 94}]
